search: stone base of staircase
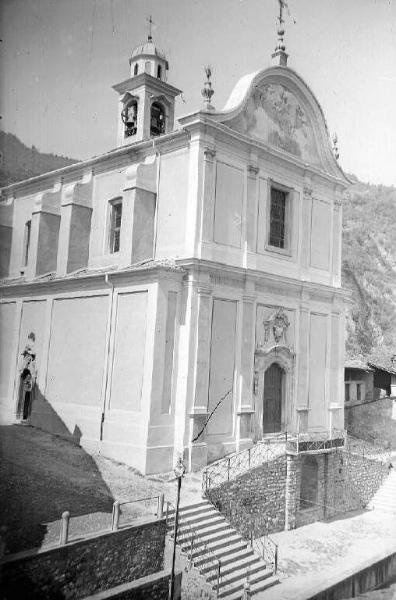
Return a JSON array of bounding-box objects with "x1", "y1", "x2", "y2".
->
[{"x1": 167, "y1": 499, "x2": 279, "y2": 598}]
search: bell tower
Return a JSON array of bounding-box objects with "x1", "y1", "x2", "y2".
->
[{"x1": 112, "y1": 24, "x2": 182, "y2": 146}]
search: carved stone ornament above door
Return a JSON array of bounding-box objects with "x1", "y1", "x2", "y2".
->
[{"x1": 263, "y1": 307, "x2": 290, "y2": 346}]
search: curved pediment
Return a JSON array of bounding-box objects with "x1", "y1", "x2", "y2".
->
[{"x1": 216, "y1": 66, "x2": 345, "y2": 179}]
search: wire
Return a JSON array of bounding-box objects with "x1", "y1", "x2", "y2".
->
[{"x1": 191, "y1": 387, "x2": 233, "y2": 443}]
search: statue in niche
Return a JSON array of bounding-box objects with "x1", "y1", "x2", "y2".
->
[{"x1": 18, "y1": 332, "x2": 37, "y2": 421}]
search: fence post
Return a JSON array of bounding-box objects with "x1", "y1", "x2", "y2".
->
[
  {"x1": 274, "y1": 544, "x2": 278, "y2": 574},
  {"x1": 112, "y1": 500, "x2": 121, "y2": 531},
  {"x1": 227, "y1": 457, "x2": 231, "y2": 482},
  {"x1": 248, "y1": 447, "x2": 251, "y2": 470},
  {"x1": 157, "y1": 494, "x2": 165, "y2": 519},
  {"x1": 59, "y1": 511, "x2": 70, "y2": 545}
]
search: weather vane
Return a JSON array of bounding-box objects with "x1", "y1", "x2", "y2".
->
[{"x1": 146, "y1": 15, "x2": 154, "y2": 42}]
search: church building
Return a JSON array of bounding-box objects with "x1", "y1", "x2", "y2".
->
[{"x1": 0, "y1": 21, "x2": 349, "y2": 474}]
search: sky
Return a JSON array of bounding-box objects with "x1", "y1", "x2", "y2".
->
[{"x1": 1, "y1": 0, "x2": 396, "y2": 186}]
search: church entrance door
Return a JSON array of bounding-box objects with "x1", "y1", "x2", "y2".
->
[{"x1": 263, "y1": 363, "x2": 283, "y2": 433}]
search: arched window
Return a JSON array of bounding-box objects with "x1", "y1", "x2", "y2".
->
[
  {"x1": 150, "y1": 102, "x2": 165, "y2": 136},
  {"x1": 157, "y1": 64, "x2": 162, "y2": 79},
  {"x1": 121, "y1": 99, "x2": 138, "y2": 137},
  {"x1": 133, "y1": 63, "x2": 138, "y2": 76},
  {"x1": 300, "y1": 456, "x2": 318, "y2": 510}
]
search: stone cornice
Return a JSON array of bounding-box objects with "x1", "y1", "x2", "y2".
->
[
  {"x1": 175, "y1": 257, "x2": 350, "y2": 301},
  {"x1": 0, "y1": 262, "x2": 185, "y2": 298},
  {"x1": 112, "y1": 73, "x2": 182, "y2": 98}
]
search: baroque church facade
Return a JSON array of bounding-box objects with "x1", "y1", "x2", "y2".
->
[{"x1": 0, "y1": 29, "x2": 349, "y2": 474}]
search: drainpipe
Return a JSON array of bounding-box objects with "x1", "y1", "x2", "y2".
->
[
  {"x1": 152, "y1": 138, "x2": 162, "y2": 259},
  {"x1": 100, "y1": 273, "x2": 115, "y2": 440}
]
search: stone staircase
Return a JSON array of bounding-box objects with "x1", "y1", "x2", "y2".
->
[
  {"x1": 368, "y1": 470, "x2": 396, "y2": 513},
  {"x1": 167, "y1": 499, "x2": 279, "y2": 599}
]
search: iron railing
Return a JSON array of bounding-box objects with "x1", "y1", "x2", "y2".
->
[
  {"x1": 202, "y1": 434, "x2": 287, "y2": 494},
  {"x1": 165, "y1": 501, "x2": 222, "y2": 598},
  {"x1": 286, "y1": 428, "x2": 347, "y2": 454}
]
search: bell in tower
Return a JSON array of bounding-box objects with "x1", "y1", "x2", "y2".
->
[{"x1": 112, "y1": 22, "x2": 182, "y2": 146}]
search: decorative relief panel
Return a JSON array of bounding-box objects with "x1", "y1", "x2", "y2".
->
[
  {"x1": 255, "y1": 305, "x2": 295, "y2": 352},
  {"x1": 229, "y1": 83, "x2": 320, "y2": 167}
]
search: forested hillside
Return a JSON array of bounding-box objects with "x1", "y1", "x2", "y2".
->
[
  {"x1": 0, "y1": 131, "x2": 78, "y2": 187},
  {"x1": 342, "y1": 178, "x2": 396, "y2": 357}
]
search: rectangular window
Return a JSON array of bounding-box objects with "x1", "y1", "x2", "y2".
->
[
  {"x1": 356, "y1": 383, "x2": 362, "y2": 402},
  {"x1": 109, "y1": 200, "x2": 122, "y2": 254},
  {"x1": 269, "y1": 187, "x2": 287, "y2": 249},
  {"x1": 345, "y1": 383, "x2": 350, "y2": 402},
  {"x1": 23, "y1": 220, "x2": 31, "y2": 266}
]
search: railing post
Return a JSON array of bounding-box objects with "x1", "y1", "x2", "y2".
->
[
  {"x1": 157, "y1": 494, "x2": 165, "y2": 519},
  {"x1": 59, "y1": 511, "x2": 70, "y2": 545},
  {"x1": 227, "y1": 457, "x2": 231, "y2": 482},
  {"x1": 216, "y1": 560, "x2": 221, "y2": 598},
  {"x1": 112, "y1": 500, "x2": 121, "y2": 531},
  {"x1": 274, "y1": 544, "x2": 278, "y2": 574},
  {"x1": 248, "y1": 447, "x2": 251, "y2": 470},
  {"x1": 190, "y1": 535, "x2": 194, "y2": 567}
]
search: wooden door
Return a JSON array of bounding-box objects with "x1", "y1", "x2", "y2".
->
[{"x1": 263, "y1": 363, "x2": 283, "y2": 433}]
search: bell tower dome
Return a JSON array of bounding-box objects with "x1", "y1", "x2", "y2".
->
[{"x1": 112, "y1": 29, "x2": 182, "y2": 146}]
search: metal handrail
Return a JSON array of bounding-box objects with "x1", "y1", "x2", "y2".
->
[
  {"x1": 202, "y1": 434, "x2": 287, "y2": 494},
  {"x1": 166, "y1": 501, "x2": 222, "y2": 598}
]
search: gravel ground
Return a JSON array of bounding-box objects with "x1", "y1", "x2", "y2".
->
[{"x1": 0, "y1": 424, "x2": 202, "y2": 555}]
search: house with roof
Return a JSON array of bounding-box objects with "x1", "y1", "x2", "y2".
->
[{"x1": 344, "y1": 355, "x2": 396, "y2": 448}]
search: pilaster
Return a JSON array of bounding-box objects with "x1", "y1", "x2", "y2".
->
[
  {"x1": 200, "y1": 147, "x2": 217, "y2": 244},
  {"x1": 246, "y1": 162, "x2": 259, "y2": 257},
  {"x1": 27, "y1": 186, "x2": 61, "y2": 279}
]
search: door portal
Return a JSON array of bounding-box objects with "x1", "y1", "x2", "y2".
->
[{"x1": 263, "y1": 363, "x2": 283, "y2": 433}]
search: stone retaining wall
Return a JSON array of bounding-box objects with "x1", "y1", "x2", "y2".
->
[{"x1": 1, "y1": 518, "x2": 167, "y2": 600}]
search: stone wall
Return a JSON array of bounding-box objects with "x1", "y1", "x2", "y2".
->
[
  {"x1": 205, "y1": 445, "x2": 388, "y2": 537},
  {"x1": 207, "y1": 455, "x2": 287, "y2": 536},
  {"x1": 345, "y1": 397, "x2": 396, "y2": 449},
  {"x1": 82, "y1": 570, "x2": 182, "y2": 600},
  {"x1": 1, "y1": 518, "x2": 167, "y2": 600}
]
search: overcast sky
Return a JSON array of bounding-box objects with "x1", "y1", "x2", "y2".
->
[{"x1": 1, "y1": 0, "x2": 395, "y2": 186}]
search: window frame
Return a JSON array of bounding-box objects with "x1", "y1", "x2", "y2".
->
[
  {"x1": 266, "y1": 181, "x2": 292, "y2": 256},
  {"x1": 108, "y1": 198, "x2": 123, "y2": 255}
]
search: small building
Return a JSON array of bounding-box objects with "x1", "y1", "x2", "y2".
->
[
  {"x1": 344, "y1": 356, "x2": 396, "y2": 448},
  {"x1": 0, "y1": 26, "x2": 349, "y2": 474}
]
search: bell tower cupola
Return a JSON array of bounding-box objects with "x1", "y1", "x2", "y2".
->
[{"x1": 112, "y1": 21, "x2": 182, "y2": 146}]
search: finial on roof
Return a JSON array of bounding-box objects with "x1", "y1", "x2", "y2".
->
[
  {"x1": 332, "y1": 133, "x2": 339, "y2": 160},
  {"x1": 272, "y1": 0, "x2": 289, "y2": 66},
  {"x1": 146, "y1": 15, "x2": 154, "y2": 42},
  {"x1": 201, "y1": 65, "x2": 215, "y2": 111}
]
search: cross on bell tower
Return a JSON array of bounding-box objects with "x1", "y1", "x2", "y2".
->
[{"x1": 112, "y1": 22, "x2": 182, "y2": 146}]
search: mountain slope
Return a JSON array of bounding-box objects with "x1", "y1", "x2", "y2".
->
[
  {"x1": 0, "y1": 131, "x2": 79, "y2": 187},
  {"x1": 342, "y1": 179, "x2": 396, "y2": 356}
]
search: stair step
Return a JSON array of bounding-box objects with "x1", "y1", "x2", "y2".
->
[
  {"x1": 206, "y1": 554, "x2": 262, "y2": 580},
  {"x1": 209, "y1": 560, "x2": 268, "y2": 587},
  {"x1": 187, "y1": 534, "x2": 245, "y2": 557},
  {"x1": 218, "y1": 575, "x2": 279, "y2": 599},
  {"x1": 199, "y1": 547, "x2": 255, "y2": 572},
  {"x1": 179, "y1": 526, "x2": 236, "y2": 546},
  {"x1": 217, "y1": 569, "x2": 276, "y2": 597},
  {"x1": 193, "y1": 539, "x2": 249, "y2": 563}
]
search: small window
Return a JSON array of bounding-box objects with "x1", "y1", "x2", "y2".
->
[
  {"x1": 133, "y1": 63, "x2": 138, "y2": 76},
  {"x1": 150, "y1": 102, "x2": 165, "y2": 136},
  {"x1": 157, "y1": 64, "x2": 162, "y2": 79},
  {"x1": 269, "y1": 187, "x2": 287, "y2": 249},
  {"x1": 109, "y1": 200, "x2": 122, "y2": 254},
  {"x1": 356, "y1": 383, "x2": 362, "y2": 402},
  {"x1": 345, "y1": 383, "x2": 350, "y2": 402},
  {"x1": 23, "y1": 220, "x2": 31, "y2": 267}
]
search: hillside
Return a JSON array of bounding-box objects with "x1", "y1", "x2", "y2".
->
[
  {"x1": 0, "y1": 131, "x2": 79, "y2": 187},
  {"x1": 342, "y1": 178, "x2": 396, "y2": 357}
]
